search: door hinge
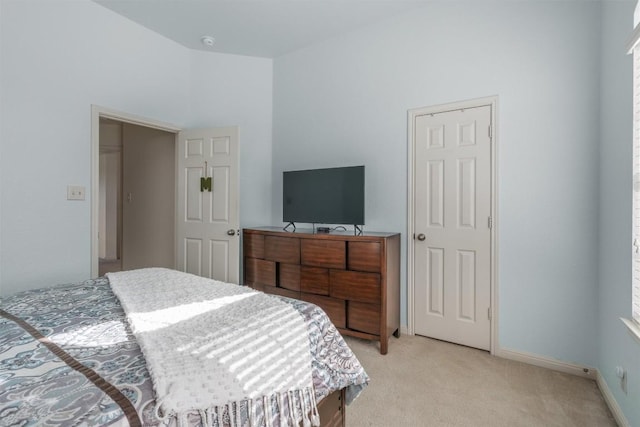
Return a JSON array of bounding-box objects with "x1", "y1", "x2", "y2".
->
[
  {"x1": 488, "y1": 216, "x2": 493, "y2": 229},
  {"x1": 488, "y1": 307, "x2": 492, "y2": 320}
]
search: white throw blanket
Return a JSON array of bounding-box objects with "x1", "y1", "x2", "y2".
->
[{"x1": 107, "y1": 268, "x2": 319, "y2": 427}]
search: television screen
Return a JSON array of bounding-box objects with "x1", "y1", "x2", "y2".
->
[{"x1": 283, "y1": 166, "x2": 365, "y2": 226}]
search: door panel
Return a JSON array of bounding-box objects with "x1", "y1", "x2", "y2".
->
[
  {"x1": 176, "y1": 127, "x2": 239, "y2": 283},
  {"x1": 457, "y1": 249, "x2": 476, "y2": 321},
  {"x1": 428, "y1": 247, "x2": 444, "y2": 316},
  {"x1": 209, "y1": 239, "x2": 229, "y2": 280},
  {"x1": 186, "y1": 167, "x2": 204, "y2": 221},
  {"x1": 458, "y1": 159, "x2": 476, "y2": 228},
  {"x1": 211, "y1": 166, "x2": 230, "y2": 222},
  {"x1": 414, "y1": 105, "x2": 491, "y2": 351},
  {"x1": 427, "y1": 160, "x2": 444, "y2": 228},
  {"x1": 184, "y1": 238, "x2": 202, "y2": 276}
]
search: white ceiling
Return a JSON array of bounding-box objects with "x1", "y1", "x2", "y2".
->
[{"x1": 94, "y1": 0, "x2": 429, "y2": 58}]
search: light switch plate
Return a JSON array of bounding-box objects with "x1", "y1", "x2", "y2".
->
[{"x1": 67, "y1": 185, "x2": 85, "y2": 200}]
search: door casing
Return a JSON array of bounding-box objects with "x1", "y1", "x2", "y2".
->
[{"x1": 406, "y1": 96, "x2": 499, "y2": 354}]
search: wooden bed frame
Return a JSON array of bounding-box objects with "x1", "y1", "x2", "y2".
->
[{"x1": 316, "y1": 389, "x2": 346, "y2": 427}]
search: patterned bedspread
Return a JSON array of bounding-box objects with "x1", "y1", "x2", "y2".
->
[{"x1": 0, "y1": 277, "x2": 368, "y2": 426}]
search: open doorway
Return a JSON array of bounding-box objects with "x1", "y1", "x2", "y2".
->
[
  {"x1": 91, "y1": 106, "x2": 241, "y2": 283},
  {"x1": 97, "y1": 117, "x2": 177, "y2": 276}
]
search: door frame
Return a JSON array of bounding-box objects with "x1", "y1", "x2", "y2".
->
[
  {"x1": 90, "y1": 105, "x2": 181, "y2": 278},
  {"x1": 406, "y1": 95, "x2": 499, "y2": 354}
]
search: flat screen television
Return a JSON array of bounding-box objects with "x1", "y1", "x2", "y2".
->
[{"x1": 283, "y1": 165, "x2": 365, "y2": 226}]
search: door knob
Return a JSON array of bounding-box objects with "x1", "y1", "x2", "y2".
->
[
  {"x1": 227, "y1": 229, "x2": 236, "y2": 236},
  {"x1": 416, "y1": 233, "x2": 426, "y2": 241}
]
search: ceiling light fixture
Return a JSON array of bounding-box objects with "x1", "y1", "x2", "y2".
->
[{"x1": 201, "y1": 36, "x2": 215, "y2": 47}]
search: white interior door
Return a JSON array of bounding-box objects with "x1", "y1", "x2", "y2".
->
[
  {"x1": 413, "y1": 105, "x2": 492, "y2": 351},
  {"x1": 176, "y1": 127, "x2": 240, "y2": 283}
]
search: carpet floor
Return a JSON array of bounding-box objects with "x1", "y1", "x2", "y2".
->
[{"x1": 345, "y1": 335, "x2": 616, "y2": 427}]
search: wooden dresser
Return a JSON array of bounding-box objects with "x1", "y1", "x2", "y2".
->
[{"x1": 243, "y1": 227, "x2": 400, "y2": 354}]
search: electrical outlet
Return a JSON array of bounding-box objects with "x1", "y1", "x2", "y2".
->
[{"x1": 67, "y1": 185, "x2": 85, "y2": 201}]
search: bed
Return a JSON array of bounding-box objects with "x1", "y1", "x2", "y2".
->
[{"x1": 0, "y1": 268, "x2": 368, "y2": 426}]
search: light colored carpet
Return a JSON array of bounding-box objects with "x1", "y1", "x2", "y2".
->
[{"x1": 345, "y1": 335, "x2": 616, "y2": 427}]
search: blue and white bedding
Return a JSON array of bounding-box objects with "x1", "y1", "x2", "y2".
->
[{"x1": 0, "y1": 274, "x2": 368, "y2": 426}]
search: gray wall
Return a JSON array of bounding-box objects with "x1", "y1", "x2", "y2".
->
[
  {"x1": 274, "y1": 1, "x2": 602, "y2": 365},
  {"x1": 598, "y1": 1, "x2": 639, "y2": 423},
  {"x1": 0, "y1": 0, "x2": 273, "y2": 295},
  {"x1": 187, "y1": 50, "x2": 273, "y2": 228}
]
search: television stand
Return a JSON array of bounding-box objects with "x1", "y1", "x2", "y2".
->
[
  {"x1": 283, "y1": 222, "x2": 296, "y2": 232},
  {"x1": 354, "y1": 225, "x2": 363, "y2": 235}
]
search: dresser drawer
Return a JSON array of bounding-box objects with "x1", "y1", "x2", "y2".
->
[
  {"x1": 348, "y1": 241, "x2": 381, "y2": 273},
  {"x1": 245, "y1": 258, "x2": 275, "y2": 287},
  {"x1": 301, "y1": 267, "x2": 329, "y2": 295},
  {"x1": 348, "y1": 301, "x2": 380, "y2": 335},
  {"x1": 279, "y1": 263, "x2": 300, "y2": 291},
  {"x1": 330, "y1": 270, "x2": 381, "y2": 304},
  {"x1": 300, "y1": 293, "x2": 346, "y2": 329},
  {"x1": 265, "y1": 236, "x2": 300, "y2": 264},
  {"x1": 243, "y1": 232, "x2": 264, "y2": 259},
  {"x1": 301, "y1": 239, "x2": 345, "y2": 269}
]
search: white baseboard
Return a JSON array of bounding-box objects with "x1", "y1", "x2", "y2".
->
[
  {"x1": 400, "y1": 324, "x2": 409, "y2": 335},
  {"x1": 497, "y1": 348, "x2": 631, "y2": 426},
  {"x1": 596, "y1": 370, "x2": 630, "y2": 427},
  {"x1": 495, "y1": 347, "x2": 595, "y2": 379}
]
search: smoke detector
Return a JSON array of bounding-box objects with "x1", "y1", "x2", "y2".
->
[{"x1": 200, "y1": 36, "x2": 215, "y2": 47}]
